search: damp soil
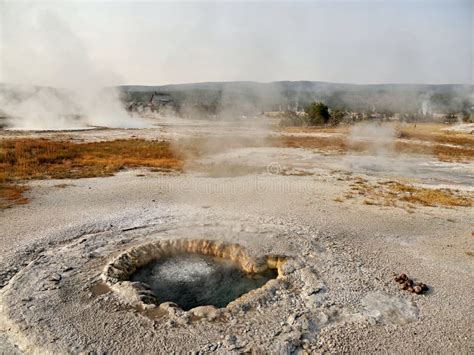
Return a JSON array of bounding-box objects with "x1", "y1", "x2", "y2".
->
[{"x1": 130, "y1": 254, "x2": 277, "y2": 310}]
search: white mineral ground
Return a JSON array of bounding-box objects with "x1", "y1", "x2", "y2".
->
[{"x1": 0, "y1": 117, "x2": 473, "y2": 353}]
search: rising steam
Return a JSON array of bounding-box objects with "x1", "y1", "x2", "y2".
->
[{"x1": 0, "y1": 5, "x2": 147, "y2": 130}]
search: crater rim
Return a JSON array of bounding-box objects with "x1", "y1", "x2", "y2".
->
[{"x1": 101, "y1": 239, "x2": 289, "y2": 313}]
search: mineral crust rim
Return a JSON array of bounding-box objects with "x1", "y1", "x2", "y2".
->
[{"x1": 101, "y1": 239, "x2": 288, "y2": 312}]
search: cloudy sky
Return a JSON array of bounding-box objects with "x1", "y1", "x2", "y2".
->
[{"x1": 0, "y1": 0, "x2": 472, "y2": 87}]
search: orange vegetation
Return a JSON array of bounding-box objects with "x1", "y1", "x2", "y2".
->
[
  {"x1": 279, "y1": 124, "x2": 474, "y2": 161},
  {"x1": 397, "y1": 124, "x2": 474, "y2": 146},
  {"x1": 0, "y1": 138, "x2": 182, "y2": 208},
  {"x1": 275, "y1": 136, "x2": 367, "y2": 153},
  {"x1": 0, "y1": 184, "x2": 29, "y2": 209},
  {"x1": 343, "y1": 178, "x2": 472, "y2": 208}
]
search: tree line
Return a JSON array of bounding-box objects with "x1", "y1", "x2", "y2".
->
[{"x1": 279, "y1": 101, "x2": 472, "y2": 127}]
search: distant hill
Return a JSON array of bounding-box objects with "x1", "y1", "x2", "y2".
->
[
  {"x1": 119, "y1": 81, "x2": 473, "y2": 115},
  {"x1": 1, "y1": 81, "x2": 472, "y2": 121}
]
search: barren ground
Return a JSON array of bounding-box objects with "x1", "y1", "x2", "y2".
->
[{"x1": 0, "y1": 118, "x2": 473, "y2": 353}]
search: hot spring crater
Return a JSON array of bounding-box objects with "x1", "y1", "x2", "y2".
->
[{"x1": 101, "y1": 239, "x2": 287, "y2": 313}]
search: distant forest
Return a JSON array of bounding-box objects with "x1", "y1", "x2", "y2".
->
[{"x1": 120, "y1": 81, "x2": 473, "y2": 117}]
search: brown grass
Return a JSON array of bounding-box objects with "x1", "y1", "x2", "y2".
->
[
  {"x1": 397, "y1": 125, "x2": 474, "y2": 161},
  {"x1": 343, "y1": 179, "x2": 473, "y2": 208},
  {"x1": 0, "y1": 138, "x2": 182, "y2": 208},
  {"x1": 393, "y1": 141, "x2": 474, "y2": 162},
  {"x1": 0, "y1": 184, "x2": 29, "y2": 209},
  {"x1": 279, "y1": 124, "x2": 474, "y2": 161},
  {"x1": 397, "y1": 124, "x2": 474, "y2": 146},
  {"x1": 282, "y1": 126, "x2": 350, "y2": 134},
  {"x1": 274, "y1": 136, "x2": 368, "y2": 153},
  {"x1": 388, "y1": 182, "x2": 472, "y2": 207},
  {"x1": 54, "y1": 183, "x2": 74, "y2": 188}
]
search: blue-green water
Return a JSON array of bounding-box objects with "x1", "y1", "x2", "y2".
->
[{"x1": 131, "y1": 254, "x2": 277, "y2": 310}]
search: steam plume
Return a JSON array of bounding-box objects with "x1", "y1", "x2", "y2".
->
[{"x1": 0, "y1": 5, "x2": 146, "y2": 130}]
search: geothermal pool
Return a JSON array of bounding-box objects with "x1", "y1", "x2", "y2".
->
[{"x1": 130, "y1": 254, "x2": 278, "y2": 310}]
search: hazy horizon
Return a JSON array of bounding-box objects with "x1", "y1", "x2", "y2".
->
[
  {"x1": 2, "y1": 79, "x2": 473, "y2": 89},
  {"x1": 119, "y1": 79, "x2": 474, "y2": 87},
  {"x1": 1, "y1": 0, "x2": 472, "y2": 89}
]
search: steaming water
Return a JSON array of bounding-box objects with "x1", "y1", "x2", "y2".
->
[
  {"x1": 342, "y1": 154, "x2": 474, "y2": 187},
  {"x1": 203, "y1": 146, "x2": 474, "y2": 187},
  {"x1": 131, "y1": 254, "x2": 277, "y2": 310}
]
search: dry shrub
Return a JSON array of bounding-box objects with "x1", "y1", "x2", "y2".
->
[
  {"x1": 0, "y1": 138, "x2": 182, "y2": 182},
  {"x1": 0, "y1": 138, "x2": 182, "y2": 208},
  {"x1": 386, "y1": 182, "x2": 472, "y2": 207},
  {"x1": 344, "y1": 179, "x2": 473, "y2": 208}
]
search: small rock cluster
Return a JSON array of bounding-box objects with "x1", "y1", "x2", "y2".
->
[{"x1": 394, "y1": 273, "x2": 428, "y2": 294}]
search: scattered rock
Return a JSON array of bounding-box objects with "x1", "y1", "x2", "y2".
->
[
  {"x1": 49, "y1": 273, "x2": 62, "y2": 282},
  {"x1": 201, "y1": 343, "x2": 218, "y2": 352},
  {"x1": 224, "y1": 334, "x2": 237, "y2": 345},
  {"x1": 190, "y1": 305, "x2": 220, "y2": 321},
  {"x1": 159, "y1": 302, "x2": 179, "y2": 314},
  {"x1": 394, "y1": 273, "x2": 408, "y2": 283},
  {"x1": 165, "y1": 319, "x2": 176, "y2": 327},
  {"x1": 287, "y1": 313, "x2": 298, "y2": 325},
  {"x1": 394, "y1": 273, "x2": 428, "y2": 294},
  {"x1": 282, "y1": 262, "x2": 295, "y2": 274},
  {"x1": 414, "y1": 283, "x2": 428, "y2": 294}
]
